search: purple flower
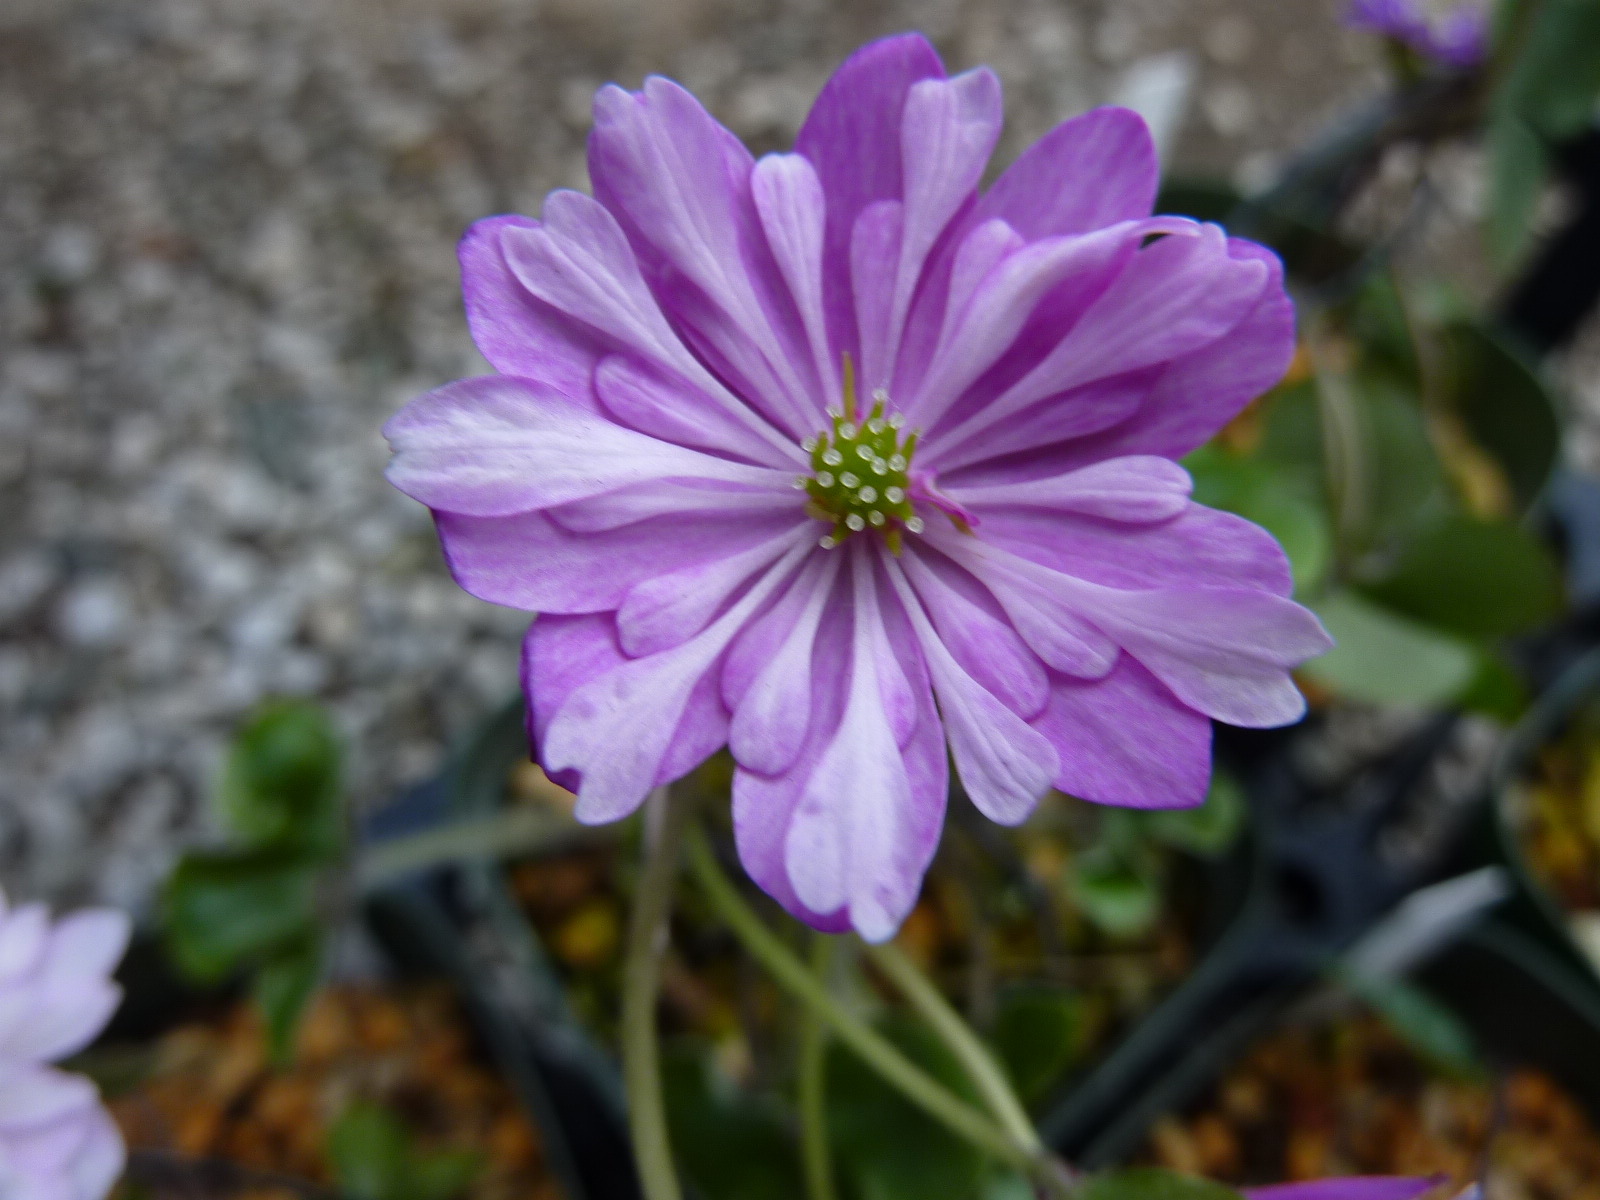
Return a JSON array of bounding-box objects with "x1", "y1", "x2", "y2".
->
[
  {"x1": 385, "y1": 34, "x2": 1332, "y2": 940},
  {"x1": 0, "y1": 890, "x2": 130, "y2": 1200},
  {"x1": 1244, "y1": 1176, "x2": 1447, "y2": 1199},
  {"x1": 1346, "y1": 0, "x2": 1490, "y2": 69}
]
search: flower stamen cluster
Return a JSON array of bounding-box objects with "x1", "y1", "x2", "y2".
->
[{"x1": 800, "y1": 365, "x2": 923, "y2": 553}]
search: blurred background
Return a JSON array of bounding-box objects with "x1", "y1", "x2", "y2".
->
[{"x1": 10, "y1": 2, "x2": 1600, "y2": 1198}]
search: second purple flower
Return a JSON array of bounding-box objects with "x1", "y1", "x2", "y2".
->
[{"x1": 386, "y1": 33, "x2": 1333, "y2": 941}]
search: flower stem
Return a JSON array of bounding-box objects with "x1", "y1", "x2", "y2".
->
[
  {"x1": 682, "y1": 825, "x2": 1039, "y2": 1176},
  {"x1": 356, "y1": 807, "x2": 612, "y2": 892},
  {"x1": 799, "y1": 935, "x2": 839, "y2": 1200},
  {"x1": 622, "y1": 789, "x2": 689, "y2": 1200},
  {"x1": 863, "y1": 939, "x2": 1045, "y2": 1157}
]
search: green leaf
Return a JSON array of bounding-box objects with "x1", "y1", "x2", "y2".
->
[
  {"x1": 1358, "y1": 514, "x2": 1563, "y2": 639},
  {"x1": 1145, "y1": 772, "x2": 1246, "y2": 858},
  {"x1": 1068, "y1": 850, "x2": 1162, "y2": 939},
  {"x1": 219, "y1": 700, "x2": 343, "y2": 857},
  {"x1": 990, "y1": 987, "x2": 1084, "y2": 1103},
  {"x1": 1487, "y1": 110, "x2": 1548, "y2": 270},
  {"x1": 1499, "y1": 0, "x2": 1600, "y2": 140},
  {"x1": 662, "y1": 1042, "x2": 800, "y2": 1200},
  {"x1": 1440, "y1": 321, "x2": 1561, "y2": 512},
  {"x1": 1185, "y1": 447, "x2": 1333, "y2": 594},
  {"x1": 1303, "y1": 591, "x2": 1478, "y2": 707},
  {"x1": 1078, "y1": 1168, "x2": 1244, "y2": 1200},
  {"x1": 162, "y1": 849, "x2": 318, "y2": 983},
  {"x1": 328, "y1": 1103, "x2": 411, "y2": 1200},
  {"x1": 255, "y1": 934, "x2": 322, "y2": 1067},
  {"x1": 1337, "y1": 970, "x2": 1485, "y2": 1081},
  {"x1": 327, "y1": 1102, "x2": 480, "y2": 1200},
  {"x1": 410, "y1": 1151, "x2": 483, "y2": 1200},
  {"x1": 1350, "y1": 370, "x2": 1451, "y2": 554},
  {"x1": 829, "y1": 1018, "x2": 989, "y2": 1200}
]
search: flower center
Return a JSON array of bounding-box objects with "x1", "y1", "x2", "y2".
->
[{"x1": 799, "y1": 366, "x2": 924, "y2": 553}]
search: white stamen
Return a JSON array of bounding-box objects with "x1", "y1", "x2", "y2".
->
[
  {"x1": 802, "y1": 436, "x2": 819, "y2": 453},
  {"x1": 845, "y1": 513, "x2": 866, "y2": 532},
  {"x1": 856, "y1": 444, "x2": 875, "y2": 459},
  {"x1": 858, "y1": 486, "x2": 877, "y2": 503},
  {"x1": 819, "y1": 535, "x2": 838, "y2": 549},
  {"x1": 872, "y1": 459, "x2": 888, "y2": 475},
  {"x1": 792, "y1": 476, "x2": 808, "y2": 489},
  {"x1": 839, "y1": 472, "x2": 859, "y2": 489},
  {"x1": 872, "y1": 387, "x2": 889, "y2": 404},
  {"x1": 840, "y1": 423, "x2": 857, "y2": 439},
  {"x1": 888, "y1": 413, "x2": 905, "y2": 429},
  {"x1": 869, "y1": 510, "x2": 886, "y2": 526},
  {"x1": 888, "y1": 454, "x2": 907, "y2": 471},
  {"x1": 867, "y1": 418, "x2": 885, "y2": 434},
  {"x1": 822, "y1": 448, "x2": 843, "y2": 466},
  {"x1": 905, "y1": 516, "x2": 925, "y2": 534},
  {"x1": 885, "y1": 486, "x2": 905, "y2": 503},
  {"x1": 817, "y1": 471, "x2": 834, "y2": 487}
]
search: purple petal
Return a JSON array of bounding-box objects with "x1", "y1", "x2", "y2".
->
[
  {"x1": 851, "y1": 200, "x2": 907, "y2": 396},
  {"x1": 1244, "y1": 1178, "x2": 1446, "y2": 1200},
  {"x1": 948, "y1": 456, "x2": 1193, "y2": 523},
  {"x1": 543, "y1": 542, "x2": 811, "y2": 822},
  {"x1": 385, "y1": 376, "x2": 788, "y2": 517},
  {"x1": 935, "y1": 224, "x2": 1269, "y2": 457},
  {"x1": 0, "y1": 1063, "x2": 96, "y2": 1126},
  {"x1": 752, "y1": 154, "x2": 839, "y2": 412},
  {"x1": 596, "y1": 354, "x2": 805, "y2": 465},
  {"x1": 886, "y1": 553, "x2": 1058, "y2": 825},
  {"x1": 37, "y1": 911, "x2": 131, "y2": 990},
  {"x1": 523, "y1": 614, "x2": 627, "y2": 795},
  {"x1": 0, "y1": 979, "x2": 121, "y2": 1064},
  {"x1": 898, "y1": 549, "x2": 1049, "y2": 718},
  {"x1": 1082, "y1": 239, "x2": 1296, "y2": 462},
  {"x1": 796, "y1": 33, "x2": 947, "y2": 371},
  {"x1": 973, "y1": 106, "x2": 1159, "y2": 239},
  {"x1": 1035, "y1": 657, "x2": 1212, "y2": 809},
  {"x1": 975, "y1": 503, "x2": 1295, "y2": 596},
  {"x1": 912, "y1": 218, "x2": 1198, "y2": 431},
  {"x1": 931, "y1": 373, "x2": 1156, "y2": 476},
  {"x1": 458, "y1": 215, "x2": 601, "y2": 405},
  {"x1": 503, "y1": 191, "x2": 804, "y2": 465},
  {"x1": 726, "y1": 554, "x2": 844, "y2": 776},
  {"x1": 1072, "y1": 584, "x2": 1332, "y2": 727},
  {"x1": 870, "y1": 68, "x2": 1003, "y2": 391},
  {"x1": 589, "y1": 79, "x2": 820, "y2": 437},
  {"x1": 783, "y1": 551, "x2": 936, "y2": 940},
  {"x1": 0, "y1": 905, "x2": 48, "y2": 985},
  {"x1": 617, "y1": 526, "x2": 807, "y2": 656},
  {"x1": 437, "y1": 508, "x2": 802, "y2": 614}
]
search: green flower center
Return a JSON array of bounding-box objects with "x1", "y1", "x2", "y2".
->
[{"x1": 799, "y1": 364, "x2": 923, "y2": 554}]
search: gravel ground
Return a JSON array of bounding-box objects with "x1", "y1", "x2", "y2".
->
[{"x1": 0, "y1": 0, "x2": 1537, "y2": 908}]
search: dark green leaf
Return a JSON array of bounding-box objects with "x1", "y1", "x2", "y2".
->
[
  {"x1": 1350, "y1": 370, "x2": 1451, "y2": 554},
  {"x1": 1145, "y1": 772, "x2": 1246, "y2": 858},
  {"x1": 410, "y1": 1151, "x2": 483, "y2": 1200},
  {"x1": 1337, "y1": 970, "x2": 1485, "y2": 1081},
  {"x1": 1458, "y1": 651, "x2": 1529, "y2": 723},
  {"x1": 220, "y1": 700, "x2": 343, "y2": 857},
  {"x1": 829, "y1": 1018, "x2": 989, "y2": 1200},
  {"x1": 1068, "y1": 850, "x2": 1162, "y2": 939},
  {"x1": 1358, "y1": 514, "x2": 1563, "y2": 638},
  {"x1": 1304, "y1": 591, "x2": 1478, "y2": 707},
  {"x1": 256, "y1": 934, "x2": 322, "y2": 1067},
  {"x1": 1487, "y1": 110, "x2": 1547, "y2": 270},
  {"x1": 1078, "y1": 1168, "x2": 1244, "y2": 1200},
  {"x1": 1440, "y1": 321, "x2": 1561, "y2": 512},
  {"x1": 328, "y1": 1103, "x2": 410, "y2": 1200},
  {"x1": 662, "y1": 1042, "x2": 799, "y2": 1200},
  {"x1": 1499, "y1": 0, "x2": 1600, "y2": 140},
  {"x1": 990, "y1": 988, "x2": 1084, "y2": 1103},
  {"x1": 162, "y1": 849, "x2": 318, "y2": 983}
]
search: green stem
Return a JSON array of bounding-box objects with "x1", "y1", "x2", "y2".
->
[
  {"x1": 356, "y1": 807, "x2": 613, "y2": 892},
  {"x1": 622, "y1": 790, "x2": 689, "y2": 1200},
  {"x1": 863, "y1": 939, "x2": 1044, "y2": 1157},
  {"x1": 683, "y1": 825, "x2": 1040, "y2": 1177},
  {"x1": 799, "y1": 935, "x2": 839, "y2": 1200}
]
